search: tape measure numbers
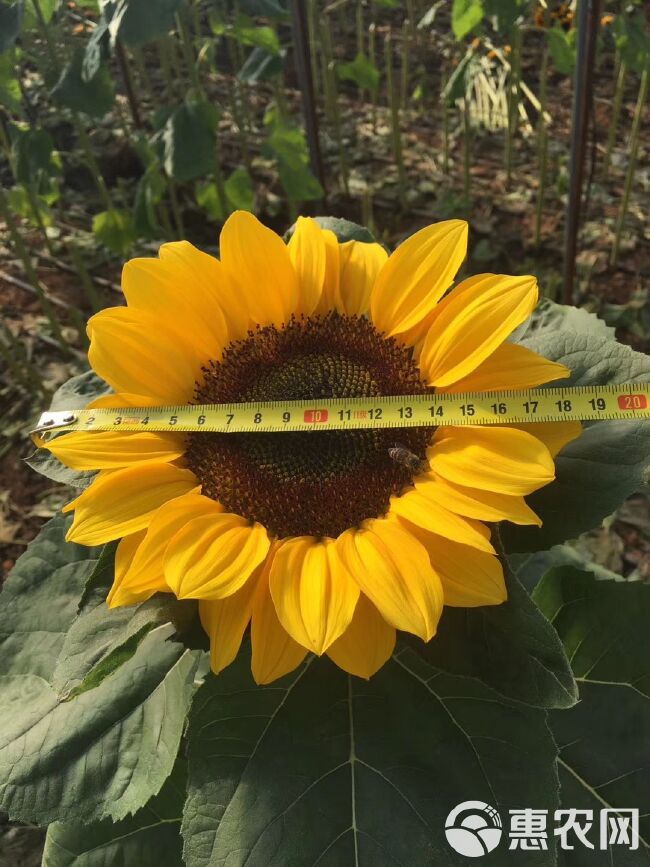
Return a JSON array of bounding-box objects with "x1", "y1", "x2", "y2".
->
[{"x1": 31, "y1": 384, "x2": 650, "y2": 440}]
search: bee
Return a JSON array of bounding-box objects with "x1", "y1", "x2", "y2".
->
[{"x1": 388, "y1": 444, "x2": 430, "y2": 475}]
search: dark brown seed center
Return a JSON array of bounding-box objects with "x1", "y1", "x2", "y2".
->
[{"x1": 185, "y1": 312, "x2": 432, "y2": 538}]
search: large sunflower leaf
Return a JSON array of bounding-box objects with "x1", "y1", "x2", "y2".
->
[
  {"x1": 42, "y1": 758, "x2": 187, "y2": 867},
  {"x1": 503, "y1": 330, "x2": 650, "y2": 553},
  {"x1": 412, "y1": 552, "x2": 577, "y2": 709},
  {"x1": 26, "y1": 369, "x2": 110, "y2": 489},
  {"x1": 0, "y1": 513, "x2": 101, "y2": 680},
  {"x1": 182, "y1": 646, "x2": 559, "y2": 866},
  {"x1": 535, "y1": 567, "x2": 650, "y2": 861},
  {"x1": 0, "y1": 625, "x2": 199, "y2": 825}
]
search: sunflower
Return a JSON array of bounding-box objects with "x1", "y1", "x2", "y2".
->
[{"x1": 44, "y1": 213, "x2": 581, "y2": 683}]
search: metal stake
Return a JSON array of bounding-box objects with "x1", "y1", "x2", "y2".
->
[{"x1": 563, "y1": 0, "x2": 601, "y2": 304}]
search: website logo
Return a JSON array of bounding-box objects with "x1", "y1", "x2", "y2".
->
[{"x1": 445, "y1": 801, "x2": 503, "y2": 858}]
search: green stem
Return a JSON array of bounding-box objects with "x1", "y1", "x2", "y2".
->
[
  {"x1": 534, "y1": 45, "x2": 550, "y2": 248},
  {"x1": 168, "y1": 179, "x2": 185, "y2": 238},
  {"x1": 322, "y1": 15, "x2": 349, "y2": 194},
  {"x1": 505, "y1": 27, "x2": 522, "y2": 185},
  {"x1": 463, "y1": 95, "x2": 472, "y2": 203},
  {"x1": 385, "y1": 32, "x2": 406, "y2": 206},
  {"x1": 400, "y1": 20, "x2": 410, "y2": 110},
  {"x1": 611, "y1": 63, "x2": 649, "y2": 266},
  {"x1": 604, "y1": 55, "x2": 627, "y2": 177},
  {"x1": 176, "y1": 8, "x2": 202, "y2": 93},
  {"x1": 307, "y1": 0, "x2": 320, "y2": 96},
  {"x1": 369, "y1": 23, "x2": 377, "y2": 131}
]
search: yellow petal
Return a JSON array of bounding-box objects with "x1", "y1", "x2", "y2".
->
[
  {"x1": 164, "y1": 512, "x2": 270, "y2": 600},
  {"x1": 88, "y1": 393, "x2": 165, "y2": 409},
  {"x1": 219, "y1": 210, "x2": 299, "y2": 328},
  {"x1": 66, "y1": 463, "x2": 199, "y2": 545},
  {"x1": 370, "y1": 220, "x2": 468, "y2": 337},
  {"x1": 251, "y1": 552, "x2": 308, "y2": 685},
  {"x1": 158, "y1": 240, "x2": 249, "y2": 341},
  {"x1": 337, "y1": 518, "x2": 443, "y2": 641},
  {"x1": 316, "y1": 229, "x2": 341, "y2": 313},
  {"x1": 45, "y1": 431, "x2": 185, "y2": 471},
  {"x1": 337, "y1": 240, "x2": 388, "y2": 316},
  {"x1": 405, "y1": 522, "x2": 507, "y2": 607},
  {"x1": 437, "y1": 342, "x2": 571, "y2": 393},
  {"x1": 122, "y1": 245, "x2": 230, "y2": 357},
  {"x1": 512, "y1": 420, "x2": 582, "y2": 458},
  {"x1": 428, "y1": 426, "x2": 555, "y2": 496},
  {"x1": 417, "y1": 472, "x2": 542, "y2": 526},
  {"x1": 107, "y1": 530, "x2": 166, "y2": 608},
  {"x1": 419, "y1": 273, "x2": 538, "y2": 387},
  {"x1": 288, "y1": 216, "x2": 326, "y2": 316},
  {"x1": 389, "y1": 488, "x2": 495, "y2": 552},
  {"x1": 268, "y1": 536, "x2": 360, "y2": 655},
  {"x1": 327, "y1": 593, "x2": 395, "y2": 679},
  {"x1": 108, "y1": 492, "x2": 222, "y2": 608},
  {"x1": 87, "y1": 307, "x2": 202, "y2": 403},
  {"x1": 199, "y1": 569, "x2": 260, "y2": 675}
]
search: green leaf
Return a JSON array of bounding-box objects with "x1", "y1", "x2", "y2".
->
[
  {"x1": 547, "y1": 25, "x2": 575, "y2": 76},
  {"x1": 50, "y1": 48, "x2": 114, "y2": 117},
  {"x1": 196, "y1": 179, "x2": 226, "y2": 221},
  {"x1": 0, "y1": 51, "x2": 21, "y2": 111},
  {"x1": 23, "y1": 0, "x2": 55, "y2": 29},
  {"x1": 613, "y1": 11, "x2": 650, "y2": 74},
  {"x1": 0, "y1": 0, "x2": 24, "y2": 53},
  {"x1": 0, "y1": 626, "x2": 199, "y2": 825},
  {"x1": 311, "y1": 215, "x2": 376, "y2": 243},
  {"x1": 515, "y1": 543, "x2": 624, "y2": 592},
  {"x1": 224, "y1": 166, "x2": 254, "y2": 211},
  {"x1": 536, "y1": 567, "x2": 650, "y2": 855},
  {"x1": 0, "y1": 514, "x2": 101, "y2": 681},
  {"x1": 92, "y1": 208, "x2": 136, "y2": 255},
  {"x1": 182, "y1": 647, "x2": 559, "y2": 866},
  {"x1": 264, "y1": 115, "x2": 323, "y2": 202},
  {"x1": 451, "y1": 0, "x2": 484, "y2": 39},
  {"x1": 163, "y1": 100, "x2": 218, "y2": 182},
  {"x1": 51, "y1": 542, "x2": 195, "y2": 697},
  {"x1": 197, "y1": 167, "x2": 254, "y2": 221},
  {"x1": 26, "y1": 371, "x2": 110, "y2": 488},
  {"x1": 237, "y1": 45, "x2": 284, "y2": 83},
  {"x1": 502, "y1": 330, "x2": 650, "y2": 553},
  {"x1": 133, "y1": 165, "x2": 166, "y2": 237},
  {"x1": 13, "y1": 126, "x2": 60, "y2": 183},
  {"x1": 108, "y1": 0, "x2": 183, "y2": 46},
  {"x1": 511, "y1": 296, "x2": 615, "y2": 342},
  {"x1": 42, "y1": 759, "x2": 187, "y2": 867},
  {"x1": 534, "y1": 566, "x2": 650, "y2": 694},
  {"x1": 483, "y1": 0, "x2": 522, "y2": 32},
  {"x1": 414, "y1": 553, "x2": 577, "y2": 708},
  {"x1": 233, "y1": 15, "x2": 280, "y2": 54},
  {"x1": 6, "y1": 185, "x2": 54, "y2": 226},
  {"x1": 337, "y1": 51, "x2": 380, "y2": 91}
]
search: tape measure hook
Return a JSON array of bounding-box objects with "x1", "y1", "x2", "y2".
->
[{"x1": 30, "y1": 412, "x2": 78, "y2": 442}]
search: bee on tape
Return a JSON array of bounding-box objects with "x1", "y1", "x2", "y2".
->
[{"x1": 388, "y1": 444, "x2": 430, "y2": 474}]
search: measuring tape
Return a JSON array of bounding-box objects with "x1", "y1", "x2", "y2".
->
[{"x1": 31, "y1": 384, "x2": 649, "y2": 439}]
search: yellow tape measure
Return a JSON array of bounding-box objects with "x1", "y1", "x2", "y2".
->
[{"x1": 31, "y1": 384, "x2": 650, "y2": 440}]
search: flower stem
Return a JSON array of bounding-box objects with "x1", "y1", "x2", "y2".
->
[
  {"x1": 610, "y1": 62, "x2": 649, "y2": 266},
  {"x1": 603, "y1": 53, "x2": 626, "y2": 178},
  {"x1": 534, "y1": 43, "x2": 550, "y2": 248},
  {"x1": 385, "y1": 31, "x2": 406, "y2": 206}
]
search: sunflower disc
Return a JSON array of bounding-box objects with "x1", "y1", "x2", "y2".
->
[{"x1": 31, "y1": 384, "x2": 650, "y2": 440}]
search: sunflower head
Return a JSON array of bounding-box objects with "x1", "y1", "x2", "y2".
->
[{"x1": 45, "y1": 213, "x2": 580, "y2": 684}]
